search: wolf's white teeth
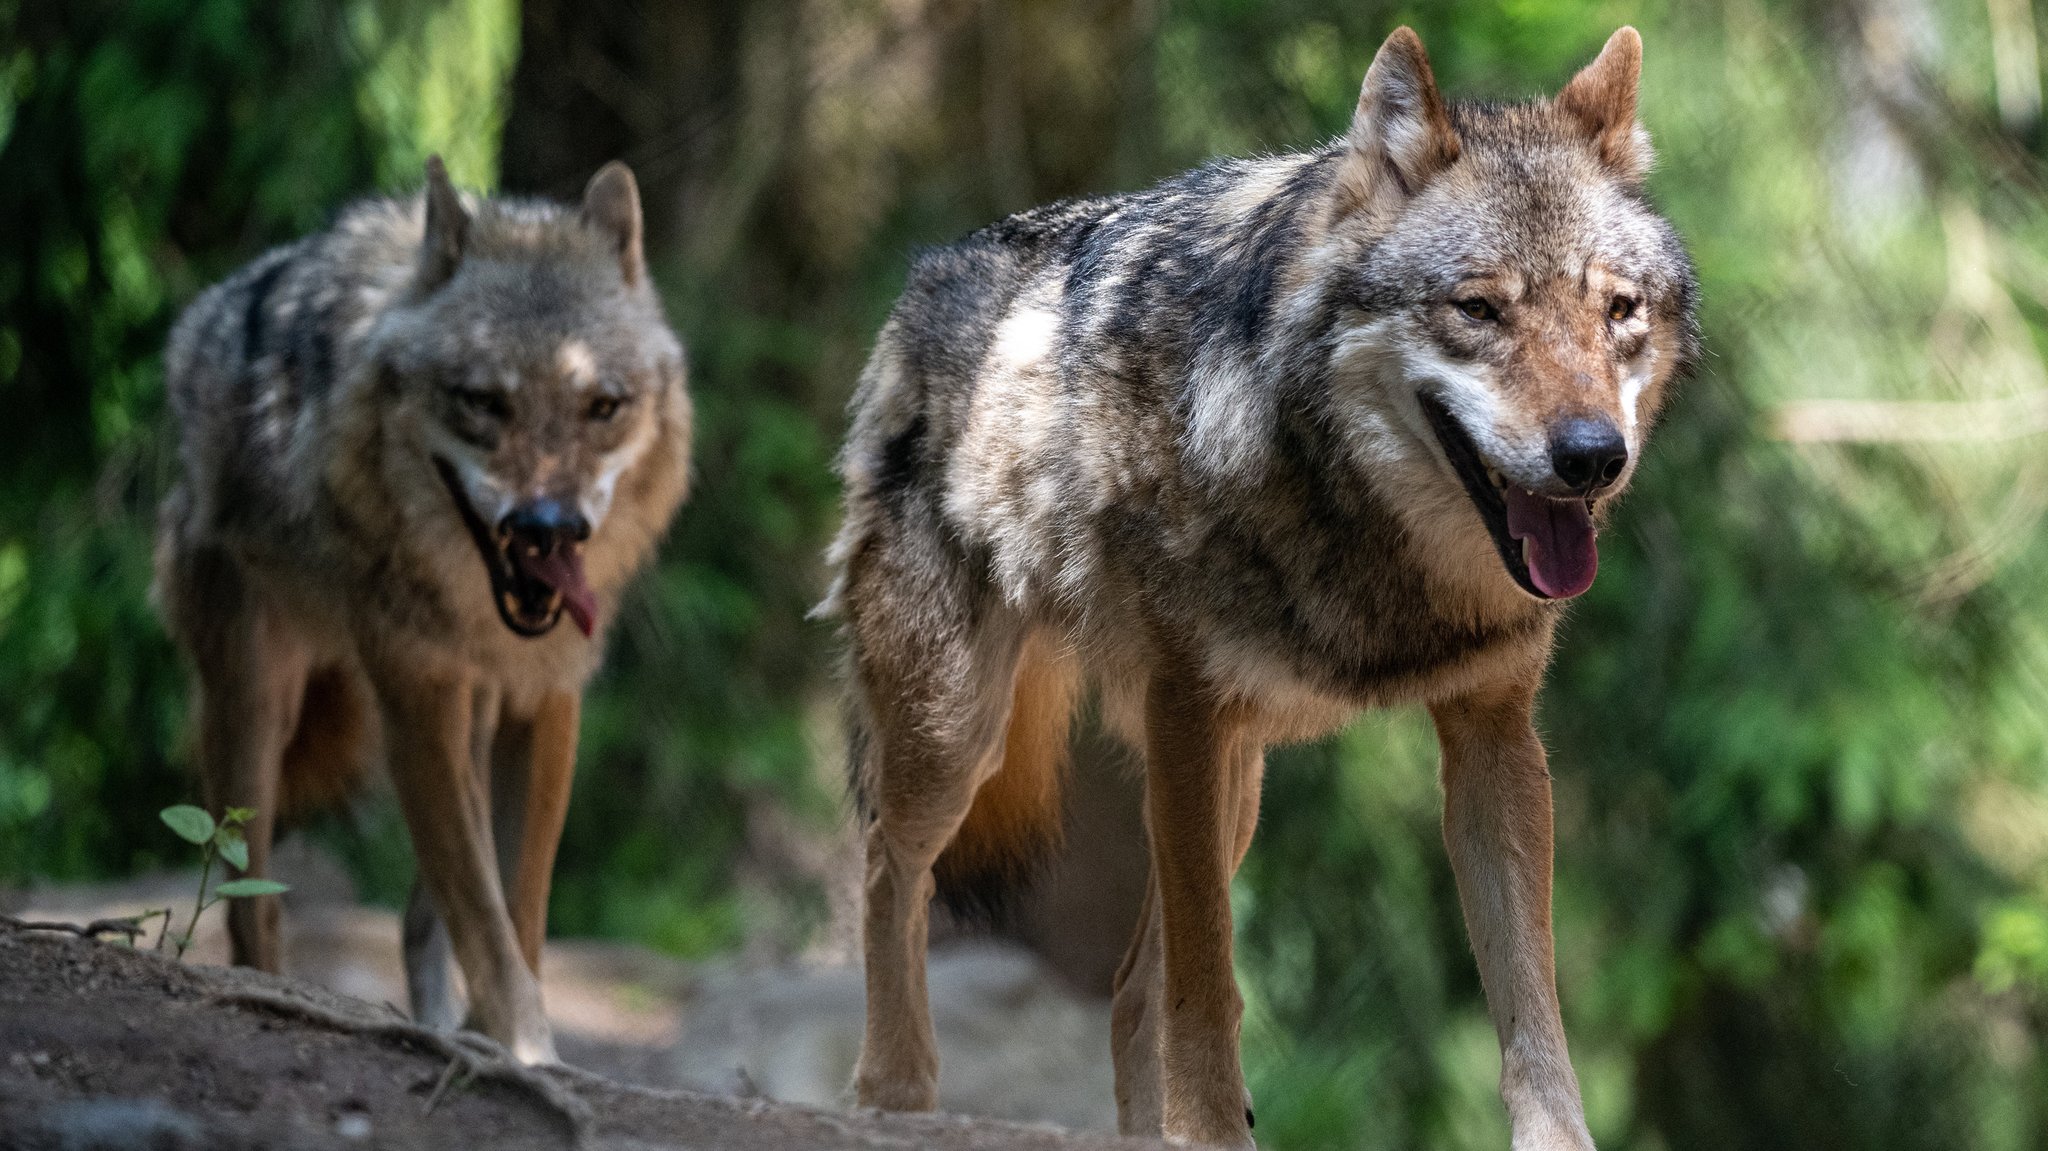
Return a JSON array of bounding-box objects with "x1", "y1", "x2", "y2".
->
[
  {"x1": 1521, "y1": 536, "x2": 1532, "y2": 568},
  {"x1": 1487, "y1": 467, "x2": 1506, "y2": 490}
]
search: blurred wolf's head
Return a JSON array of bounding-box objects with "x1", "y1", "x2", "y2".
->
[
  {"x1": 1320, "y1": 27, "x2": 1699, "y2": 601},
  {"x1": 360, "y1": 159, "x2": 688, "y2": 638}
]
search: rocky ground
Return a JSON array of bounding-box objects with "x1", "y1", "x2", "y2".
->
[{"x1": 0, "y1": 847, "x2": 1140, "y2": 1150}]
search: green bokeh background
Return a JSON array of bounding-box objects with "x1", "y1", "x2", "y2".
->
[{"x1": 6, "y1": 0, "x2": 2048, "y2": 1146}]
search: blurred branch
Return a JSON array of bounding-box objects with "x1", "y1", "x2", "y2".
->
[{"x1": 1773, "y1": 393, "x2": 2048, "y2": 443}]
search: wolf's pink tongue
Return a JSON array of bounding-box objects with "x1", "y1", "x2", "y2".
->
[
  {"x1": 519, "y1": 550, "x2": 598, "y2": 636},
  {"x1": 1503, "y1": 488, "x2": 1598, "y2": 599}
]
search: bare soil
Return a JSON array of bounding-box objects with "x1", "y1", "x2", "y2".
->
[{"x1": 0, "y1": 924, "x2": 1161, "y2": 1151}]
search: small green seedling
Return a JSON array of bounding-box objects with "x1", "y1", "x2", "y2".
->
[{"x1": 158, "y1": 804, "x2": 290, "y2": 959}]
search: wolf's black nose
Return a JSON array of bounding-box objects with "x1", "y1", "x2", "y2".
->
[
  {"x1": 499, "y1": 500, "x2": 591, "y2": 551},
  {"x1": 1550, "y1": 417, "x2": 1628, "y2": 491}
]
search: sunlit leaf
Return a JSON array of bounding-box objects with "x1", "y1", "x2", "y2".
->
[{"x1": 159, "y1": 804, "x2": 214, "y2": 846}]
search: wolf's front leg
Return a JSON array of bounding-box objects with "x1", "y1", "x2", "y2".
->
[
  {"x1": 1430, "y1": 683, "x2": 1594, "y2": 1151},
  {"x1": 376, "y1": 662, "x2": 555, "y2": 1064},
  {"x1": 1144, "y1": 671, "x2": 1254, "y2": 1150},
  {"x1": 495, "y1": 690, "x2": 581, "y2": 975}
]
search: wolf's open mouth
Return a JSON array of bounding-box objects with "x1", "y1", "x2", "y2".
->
[
  {"x1": 433, "y1": 459, "x2": 596, "y2": 638},
  {"x1": 1417, "y1": 395, "x2": 1600, "y2": 600}
]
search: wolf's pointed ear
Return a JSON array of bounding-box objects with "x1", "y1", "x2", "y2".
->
[
  {"x1": 1335, "y1": 27, "x2": 1460, "y2": 219},
  {"x1": 582, "y1": 161, "x2": 645, "y2": 288},
  {"x1": 418, "y1": 155, "x2": 470, "y2": 292},
  {"x1": 1556, "y1": 27, "x2": 1652, "y2": 181}
]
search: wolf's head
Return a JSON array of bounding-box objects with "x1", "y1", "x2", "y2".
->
[
  {"x1": 1320, "y1": 27, "x2": 1698, "y2": 602},
  {"x1": 364, "y1": 158, "x2": 687, "y2": 639}
]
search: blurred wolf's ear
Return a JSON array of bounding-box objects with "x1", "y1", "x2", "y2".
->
[
  {"x1": 582, "y1": 162, "x2": 645, "y2": 288},
  {"x1": 418, "y1": 155, "x2": 470, "y2": 292},
  {"x1": 1334, "y1": 27, "x2": 1461, "y2": 220},
  {"x1": 1557, "y1": 27, "x2": 1652, "y2": 181}
]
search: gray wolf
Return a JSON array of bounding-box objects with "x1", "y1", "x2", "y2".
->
[
  {"x1": 155, "y1": 158, "x2": 691, "y2": 1063},
  {"x1": 824, "y1": 26, "x2": 1696, "y2": 1148}
]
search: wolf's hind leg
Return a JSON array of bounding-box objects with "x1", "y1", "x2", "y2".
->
[
  {"x1": 180, "y1": 547, "x2": 309, "y2": 973},
  {"x1": 1431, "y1": 683, "x2": 1593, "y2": 1151},
  {"x1": 403, "y1": 686, "x2": 503, "y2": 1032},
  {"x1": 1115, "y1": 734, "x2": 1263, "y2": 1138},
  {"x1": 1142, "y1": 669, "x2": 1257, "y2": 1149},
  {"x1": 1111, "y1": 874, "x2": 1164, "y2": 1133},
  {"x1": 402, "y1": 882, "x2": 461, "y2": 1031},
  {"x1": 848, "y1": 578, "x2": 1026, "y2": 1110}
]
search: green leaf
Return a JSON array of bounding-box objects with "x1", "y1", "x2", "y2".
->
[
  {"x1": 221, "y1": 806, "x2": 256, "y2": 828},
  {"x1": 215, "y1": 828, "x2": 249, "y2": 872},
  {"x1": 159, "y1": 805, "x2": 215, "y2": 846},
  {"x1": 214, "y1": 878, "x2": 289, "y2": 898}
]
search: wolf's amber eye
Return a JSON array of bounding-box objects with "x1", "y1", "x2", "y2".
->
[
  {"x1": 1608, "y1": 296, "x2": 1639, "y2": 323},
  {"x1": 454, "y1": 387, "x2": 509, "y2": 421},
  {"x1": 587, "y1": 395, "x2": 621, "y2": 422},
  {"x1": 1456, "y1": 298, "x2": 1499, "y2": 322}
]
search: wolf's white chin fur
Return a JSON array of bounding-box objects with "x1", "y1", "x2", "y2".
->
[
  {"x1": 420, "y1": 430, "x2": 513, "y2": 528},
  {"x1": 1328, "y1": 316, "x2": 1547, "y2": 491}
]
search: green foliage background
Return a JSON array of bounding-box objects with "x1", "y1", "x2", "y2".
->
[{"x1": 6, "y1": 0, "x2": 2048, "y2": 1147}]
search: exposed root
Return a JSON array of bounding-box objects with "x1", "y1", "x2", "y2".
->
[
  {"x1": 0, "y1": 912, "x2": 164, "y2": 944},
  {"x1": 208, "y1": 987, "x2": 593, "y2": 1148}
]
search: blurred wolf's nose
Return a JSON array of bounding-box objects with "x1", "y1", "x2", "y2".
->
[
  {"x1": 1550, "y1": 417, "x2": 1628, "y2": 491},
  {"x1": 499, "y1": 499, "x2": 590, "y2": 553}
]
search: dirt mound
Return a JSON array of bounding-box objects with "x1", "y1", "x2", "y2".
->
[{"x1": 0, "y1": 925, "x2": 1160, "y2": 1151}]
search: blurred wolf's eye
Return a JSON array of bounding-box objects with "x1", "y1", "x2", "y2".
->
[
  {"x1": 1608, "y1": 296, "x2": 1639, "y2": 323},
  {"x1": 587, "y1": 395, "x2": 622, "y2": 422},
  {"x1": 1455, "y1": 298, "x2": 1499, "y2": 322},
  {"x1": 453, "y1": 387, "x2": 509, "y2": 421}
]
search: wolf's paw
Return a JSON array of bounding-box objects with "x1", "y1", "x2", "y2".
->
[
  {"x1": 1509, "y1": 1111, "x2": 1595, "y2": 1151},
  {"x1": 1162, "y1": 1097, "x2": 1255, "y2": 1150},
  {"x1": 853, "y1": 1067, "x2": 938, "y2": 1113}
]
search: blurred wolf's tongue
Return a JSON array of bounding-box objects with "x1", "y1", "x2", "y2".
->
[
  {"x1": 517, "y1": 550, "x2": 597, "y2": 636},
  {"x1": 1504, "y1": 488, "x2": 1598, "y2": 599}
]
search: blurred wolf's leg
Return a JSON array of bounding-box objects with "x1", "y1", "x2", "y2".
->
[
  {"x1": 402, "y1": 881, "x2": 460, "y2": 1031},
  {"x1": 179, "y1": 544, "x2": 309, "y2": 974},
  {"x1": 498, "y1": 691, "x2": 579, "y2": 975},
  {"x1": 377, "y1": 663, "x2": 554, "y2": 1064}
]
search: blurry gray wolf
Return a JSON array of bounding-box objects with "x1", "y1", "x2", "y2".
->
[
  {"x1": 156, "y1": 158, "x2": 691, "y2": 1063},
  {"x1": 825, "y1": 26, "x2": 1696, "y2": 1148}
]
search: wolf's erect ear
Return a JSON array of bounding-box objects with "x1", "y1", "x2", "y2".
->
[
  {"x1": 1335, "y1": 27, "x2": 1460, "y2": 218},
  {"x1": 1556, "y1": 27, "x2": 1652, "y2": 181},
  {"x1": 418, "y1": 155, "x2": 470, "y2": 292},
  {"x1": 582, "y1": 161, "x2": 645, "y2": 288}
]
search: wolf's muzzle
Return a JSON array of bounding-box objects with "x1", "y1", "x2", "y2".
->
[
  {"x1": 499, "y1": 499, "x2": 590, "y2": 553},
  {"x1": 434, "y1": 460, "x2": 600, "y2": 639},
  {"x1": 1549, "y1": 416, "x2": 1627, "y2": 493}
]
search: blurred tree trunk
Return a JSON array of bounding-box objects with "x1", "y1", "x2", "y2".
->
[{"x1": 500, "y1": 0, "x2": 1158, "y2": 994}]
